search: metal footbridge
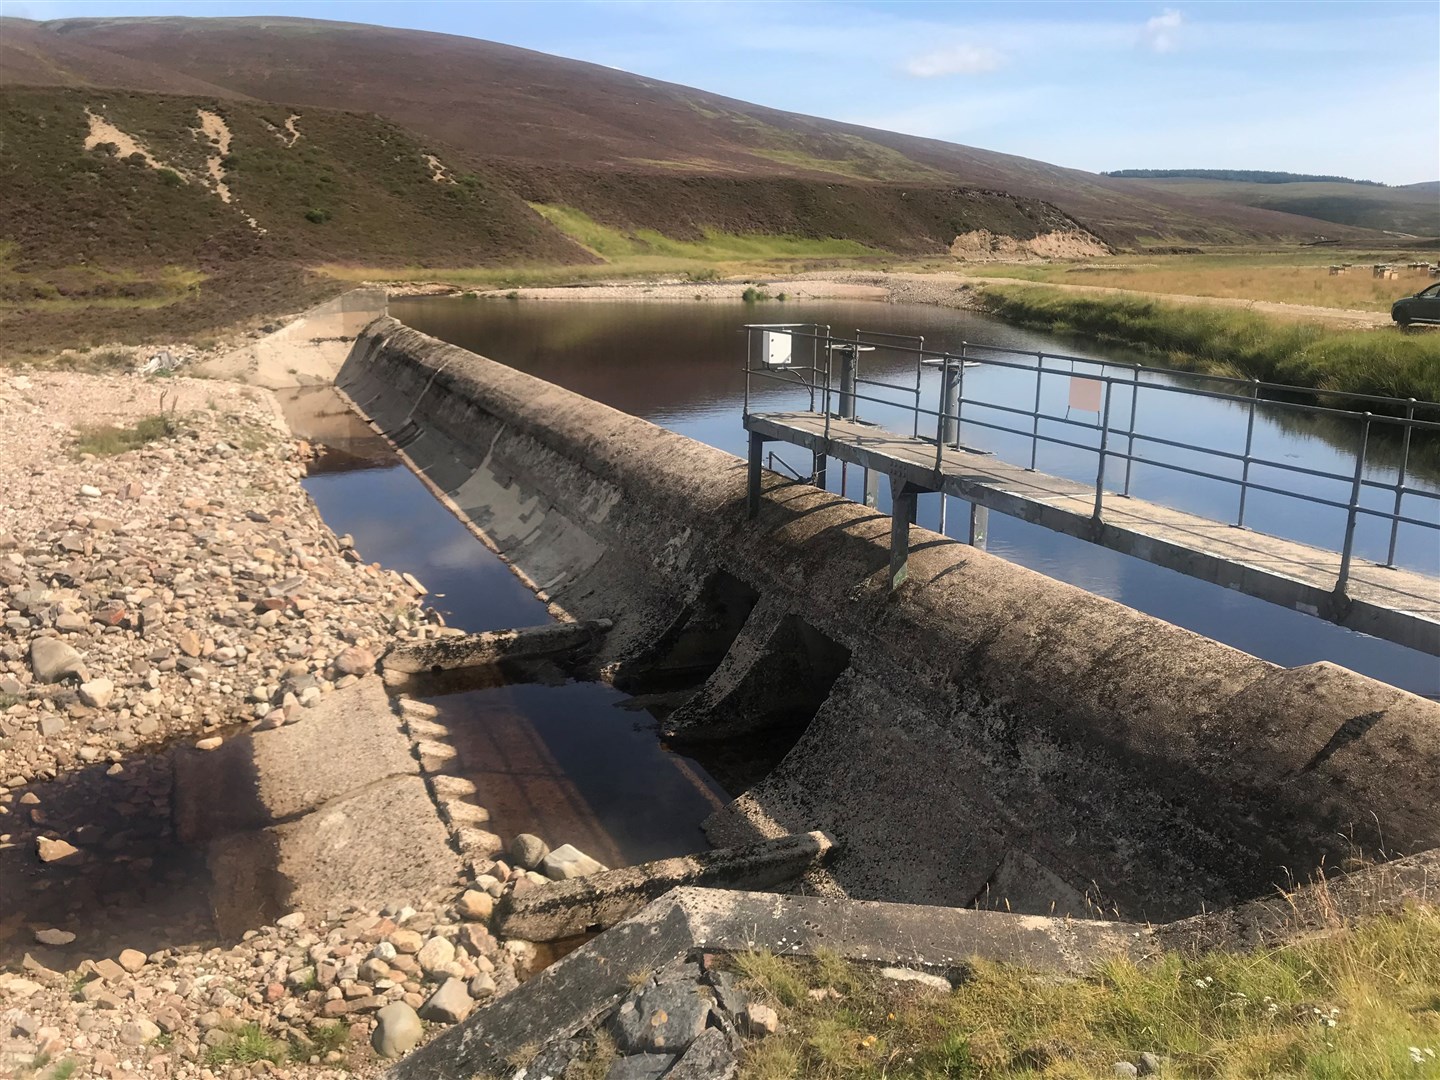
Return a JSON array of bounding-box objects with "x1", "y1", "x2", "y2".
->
[{"x1": 741, "y1": 324, "x2": 1440, "y2": 656}]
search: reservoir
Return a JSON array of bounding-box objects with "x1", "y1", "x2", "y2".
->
[{"x1": 390, "y1": 296, "x2": 1440, "y2": 698}]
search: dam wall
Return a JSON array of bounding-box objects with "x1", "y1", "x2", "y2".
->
[{"x1": 338, "y1": 317, "x2": 1440, "y2": 922}]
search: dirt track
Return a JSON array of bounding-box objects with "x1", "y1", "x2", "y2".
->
[{"x1": 468, "y1": 271, "x2": 1391, "y2": 328}]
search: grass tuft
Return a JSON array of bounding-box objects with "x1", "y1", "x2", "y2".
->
[
  {"x1": 204, "y1": 1022, "x2": 288, "y2": 1066},
  {"x1": 73, "y1": 414, "x2": 176, "y2": 457}
]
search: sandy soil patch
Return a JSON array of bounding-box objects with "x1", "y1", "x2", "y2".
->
[
  {"x1": 195, "y1": 109, "x2": 264, "y2": 233},
  {"x1": 472, "y1": 278, "x2": 887, "y2": 303},
  {"x1": 83, "y1": 109, "x2": 184, "y2": 180},
  {"x1": 423, "y1": 154, "x2": 456, "y2": 185},
  {"x1": 949, "y1": 228, "x2": 1109, "y2": 262}
]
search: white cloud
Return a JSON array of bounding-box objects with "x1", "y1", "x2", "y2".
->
[
  {"x1": 1140, "y1": 9, "x2": 1184, "y2": 54},
  {"x1": 904, "y1": 43, "x2": 1006, "y2": 79}
]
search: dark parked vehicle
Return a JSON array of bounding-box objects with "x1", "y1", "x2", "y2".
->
[{"x1": 1392, "y1": 283, "x2": 1440, "y2": 326}]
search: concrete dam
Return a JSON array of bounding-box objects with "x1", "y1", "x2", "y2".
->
[{"x1": 337, "y1": 316, "x2": 1440, "y2": 924}]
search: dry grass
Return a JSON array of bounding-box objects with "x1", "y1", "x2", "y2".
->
[
  {"x1": 72, "y1": 414, "x2": 176, "y2": 456},
  {"x1": 967, "y1": 253, "x2": 1436, "y2": 312},
  {"x1": 731, "y1": 907, "x2": 1440, "y2": 1078}
]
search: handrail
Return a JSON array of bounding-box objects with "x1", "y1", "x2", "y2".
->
[{"x1": 742, "y1": 324, "x2": 1440, "y2": 587}]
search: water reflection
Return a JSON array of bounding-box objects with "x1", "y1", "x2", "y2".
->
[{"x1": 392, "y1": 296, "x2": 1439, "y2": 697}]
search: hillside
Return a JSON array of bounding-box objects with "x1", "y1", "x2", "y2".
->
[
  {"x1": 0, "y1": 86, "x2": 591, "y2": 351},
  {"x1": 1, "y1": 15, "x2": 1384, "y2": 249},
  {"x1": 1125, "y1": 176, "x2": 1440, "y2": 237}
]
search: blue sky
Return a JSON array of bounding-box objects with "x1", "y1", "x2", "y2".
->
[{"x1": 11, "y1": 1, "x2": 1439, "y2": 184}]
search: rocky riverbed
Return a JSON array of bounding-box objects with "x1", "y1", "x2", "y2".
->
[{"x1": 0, "y1": 370, "x2": 509, "y2": 1078}]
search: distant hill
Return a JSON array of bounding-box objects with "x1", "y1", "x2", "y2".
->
[
  {"x1": 0, "y1": 15, "x2": 1405, "y2": 353},
  {"x1": 1118, "y1": 177, "x2": 1440, "y2": 237},
  {"x1": 1104, "y1": 169, "x2": 1385, "y2": 186},
  {"x1": 0, "y1": 15, "x2": 1386, "y2": 249}
]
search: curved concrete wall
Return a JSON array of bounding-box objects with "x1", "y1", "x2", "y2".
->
[{"x1": 338, "y1": 317, "x2": 1440, "y2": 922}]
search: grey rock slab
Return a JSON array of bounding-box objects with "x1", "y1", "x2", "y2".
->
[
  {"x1": 526, "y1": 1038, "x2": 583, "y2": 1079},
  {"x1": 605, "y1": 1054, "x2": 675, "y2": 1080},
  {"x1": 541, "y1": 843, "x2": 607, "y2": 881},
  {"x1": 29, "y1": 638, "x2": 84, "y2": 683},
  {"x1": 419, "y1": 977, "x2": 473, "y2": 1024},
  {"x1": 384, "y1": 902, "x2": 695, "y2": 1080},
  {"x1": 612, "y1": 983, "x2": 711, "y2": 1054},
  {"x1": 666, "y1": 1027, "x2": 737, "y2": 1080},
  {"x1": 373, "y1": 1002, "x2": 423, "y2": 1058}
]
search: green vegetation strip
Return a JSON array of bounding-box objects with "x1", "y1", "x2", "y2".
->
[
  {"x1": 978, "y1": 286, "x2": 1440, "y2": 404},
  {"x1": 733, "y1": 907, "x2": 1440, "y2": 1079}
]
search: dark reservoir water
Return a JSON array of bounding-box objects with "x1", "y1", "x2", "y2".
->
[
  {"x1": 391, "y1": 296, "x2": 1440, "y2": 698},
  {"x1": 278, "y1": 386, "x2": 728, "y2": 865}
]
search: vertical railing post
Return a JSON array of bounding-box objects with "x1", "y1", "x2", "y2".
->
[
  {"x1": 934, "y1": 356, "x2": 949, "y2": 473},
  {"x1": 822, "y1": 331, "x2": 833, "y2": 441},
  {"x1": 1235, "y1": 379, "x2": 1260, "y2": 527},
  {"x1": 1092, "y1": 381, "x2": 1114, "y2": 521},
  {"x1": 838, "y1": 344, "x2": 858, "y2": 420},
  {"x1": 1122, "y1": 366, "x2": 1139, "y2": 497},
  {"x1": 954, "y1": 341, "x2": 967, "y2": 447},
  {"x1": 1029, "y1": 353, "x2": 1043, "y2": 471},
  {"x1": 743, "y1": 326, "x2": 752, "y2": 418},
  {"x1": 913, "y1": 337, "x2": 925, "y2": 438},
  {"x1": 1385, "y1": 400, "x2": 1415, "y2": 568},
  {"x1": 1335, "y1": 413, "x2": 1372, "y2": 597},
  {"x1": 939, "y1": 357, "x2": 962, "y2": 449}
]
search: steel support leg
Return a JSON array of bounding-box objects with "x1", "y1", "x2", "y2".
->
[
  {"x1": 863, "y1": 468, "x2": 879, "y2": 508},
  {"x1": 969, "y1": 502, "x2": 989, "y2": 549},
  {"x1": 812, "y1": 449, "x2": 827, "y2": 489},
  {"x1": 890, "y1": 480, "x2": 918, "y2": 589},
  {"x1": 747, "y1": 431, "x2": 767, "y2": 519}
]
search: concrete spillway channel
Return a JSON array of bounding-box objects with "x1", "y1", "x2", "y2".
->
[{"x1": 326, "y1": 316, "x2": 1440, "y2": 930}]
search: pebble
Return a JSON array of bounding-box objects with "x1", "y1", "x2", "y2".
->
[
  {"x1": 372, "y1": 1001, "x2": 423, "y2": 1057},
  {"x1": 418, "y1": 976, "x2": 473, "y2": 1024}
]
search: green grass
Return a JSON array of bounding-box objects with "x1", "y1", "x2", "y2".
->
[
  {"x1": 961, "y1": 251, "x2": 1435, "y2": 312},
  {"x1": 978, "y1": 286, "x2": 1440, "y2": 404},
  {"x1": 204, "y1": 1023, "x2": 289, "y2": 1066},
  {"x1": 73, "y1": 414, "x2": 177, "y2": 456},
  {"x1": 733, "y1": 906, "x2": 1440, "y2": 1079},
  {"x1": 527, "y1": 203, "x2": 877, "y2": 262}
]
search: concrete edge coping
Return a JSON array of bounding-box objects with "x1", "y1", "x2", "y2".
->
[
  {"x1": 494, "y1": 831, "x2": 837, "y2": 942},
  {"x1": 385, "y1": 885, "x2": 1151, "y2": 1078},
  {"x1": 381, "y1": 619, "x2": 613, "y2": 675}
]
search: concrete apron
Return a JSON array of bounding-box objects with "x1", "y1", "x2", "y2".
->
[
  {"x1": 334, "y1": 318, "x2": 1440, "y2": 928},
  {"x1": 172, "y1": 678, "x2": 464, "y2": 938}
]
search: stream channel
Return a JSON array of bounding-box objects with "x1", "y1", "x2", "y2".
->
[
  {"x1": 277, "y1": 386, "x2": 728, "y2": 873},
  {"x1": 390, "y1": 295, "x2": 1440, "y2": 699}
]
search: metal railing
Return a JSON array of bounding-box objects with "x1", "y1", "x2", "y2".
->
[{"x1": 743, "y1": 324, "x2": 1440, "y2": 593}]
